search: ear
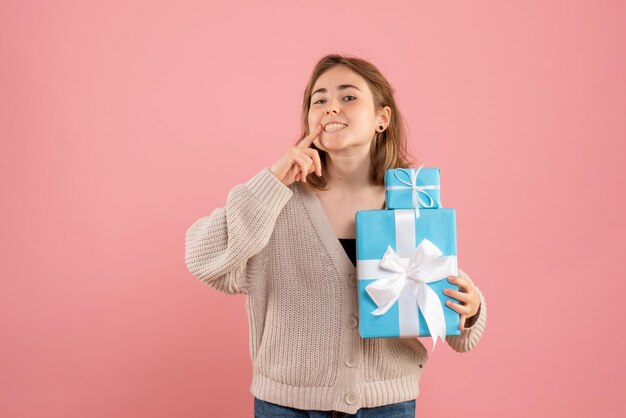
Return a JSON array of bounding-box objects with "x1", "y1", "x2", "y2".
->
[{"x1": 378, "y1": 106, "x2": 392, "y2": 127}]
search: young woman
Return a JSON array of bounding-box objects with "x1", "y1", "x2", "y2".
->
[{"x1": 185, "y1": 54, "x2": 487, "y2": 417}]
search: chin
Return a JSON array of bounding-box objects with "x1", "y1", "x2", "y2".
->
[{"x1": 319, "y1": 138, "x2": 344, "y2": 151}]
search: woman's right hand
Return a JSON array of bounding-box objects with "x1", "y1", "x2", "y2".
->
[{"x1": 269, "y1": 123, "x2": 324, "y2": 186}]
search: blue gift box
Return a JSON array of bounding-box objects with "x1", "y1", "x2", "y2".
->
[
  {"x1": 384, "y1": 167, "x2": 441, "y2": 210},
  {"x1": 355, "y1": 208, "x2": 460, "y2": 340}
]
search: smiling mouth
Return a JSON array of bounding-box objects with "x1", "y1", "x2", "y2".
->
[{"x1": 324, "y1": 124, "x2": 348, "y2": 133}]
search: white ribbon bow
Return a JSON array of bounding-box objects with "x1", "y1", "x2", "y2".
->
[
  {"x1": 385, "y1": 165, "x2": 440, "y2": 218},
  {"x1": 364, "y1": 239, "x2": 457, "y2": 351}
]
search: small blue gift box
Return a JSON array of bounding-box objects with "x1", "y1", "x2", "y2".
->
[
  {"x1": 384, "y1": 166, "x2": 441, "y2": 210},
  {"x1": 355, "y1": 208, "x2": 460, "y2": 342}
]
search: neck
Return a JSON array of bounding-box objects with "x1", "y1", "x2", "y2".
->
[{"x1": 324, "y1": 148, "x2": 374, "y2": 190}]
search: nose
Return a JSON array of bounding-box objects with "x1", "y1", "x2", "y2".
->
[{"x1": 325, "y1": 101, "x2": 339, "y2": 114}]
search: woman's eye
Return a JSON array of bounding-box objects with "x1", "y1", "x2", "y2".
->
[{"x1": 312, "y1": 96, "x2": 356, "y2": 105}]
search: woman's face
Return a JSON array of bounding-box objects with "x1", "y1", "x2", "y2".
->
[{"x1": 308, "y1": 65, "x2": 388, "y2": 154}]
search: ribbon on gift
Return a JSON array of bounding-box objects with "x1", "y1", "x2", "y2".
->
[
  {"x1": 360, "y1": 210, "x2": 458, "y2": 351},
  {"x1": 385, "y1": 165, "x2": 440, "y2": 218}
]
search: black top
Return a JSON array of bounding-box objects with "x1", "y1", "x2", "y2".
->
[{"x1": 338, "y1": 238, "x2": 356, "y2": 268}]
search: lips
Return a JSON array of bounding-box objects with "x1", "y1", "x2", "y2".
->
[{"x1": 324, "y1": 122, "x2": 348, "y2": 132}]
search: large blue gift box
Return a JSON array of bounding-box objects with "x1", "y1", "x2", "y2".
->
[
  {"x1": 355, "y1": 208, "x2": 461, "y2": 344},
  {"x1": 384, "y1": 167, "x2": 441, "y2": 210}
]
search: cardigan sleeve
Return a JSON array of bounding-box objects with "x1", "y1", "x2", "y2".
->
[
  {"x1": 184, "y1": 167, "x2": 293, "y2": 295},
  {"x1": 445, "y1": 268, "x2": 487, "y2": 353}
]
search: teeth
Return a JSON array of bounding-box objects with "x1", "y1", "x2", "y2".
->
[{"x1": 325, "y1": 123, "x2": 347, "y2": 132}]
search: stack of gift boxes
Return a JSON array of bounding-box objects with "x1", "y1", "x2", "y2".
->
[{"x1": 355, "y1": 166, "x2": 460, "y2": 351}]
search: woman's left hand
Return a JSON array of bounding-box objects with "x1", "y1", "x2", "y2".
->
[{"x1": 443, "y1": 270, "x2": 481, "y2": 331}]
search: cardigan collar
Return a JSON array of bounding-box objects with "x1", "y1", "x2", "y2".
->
[{"x1": 296, "y1": 183, "x2": 356, "y2": 277}]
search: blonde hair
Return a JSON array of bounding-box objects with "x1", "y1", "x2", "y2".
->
[{"x1": 297, "y1": 54, "x2": 416, "y2": 190}]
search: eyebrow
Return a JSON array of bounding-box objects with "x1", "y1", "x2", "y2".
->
[{"x1": 311, "y1": 84, "x2": 361, "y2": 96}]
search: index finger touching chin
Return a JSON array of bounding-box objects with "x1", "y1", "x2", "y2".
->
[{"x1": 298, "y1": 124, "x2": 323, "y2": 148}]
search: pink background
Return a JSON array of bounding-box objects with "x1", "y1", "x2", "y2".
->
[{"x1": 2, "y1": 1, "x2": 625, "y2": 417}]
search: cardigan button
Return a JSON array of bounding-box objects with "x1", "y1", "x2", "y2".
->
[
  {"x1": 347, "y1": 315, "x2": 358, "y2": 329},
  {"x1": 345, "y1": 392, "x2": 358, "y2": 405},
  {"x1": 347, "y1": 273, "x2": 356, "y2": 287},
  {"x1": 345, "y1": 354, "x2": 358, "y2": 367}
]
